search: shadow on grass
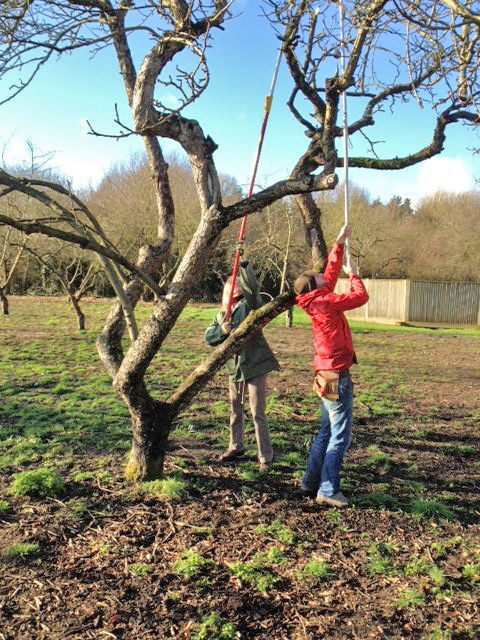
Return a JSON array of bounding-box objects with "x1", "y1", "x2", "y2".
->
[{"x1": 0, "y1": 396, "x2": 131, "y2": 468}]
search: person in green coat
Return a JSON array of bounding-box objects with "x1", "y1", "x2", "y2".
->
[{"x1": 205, "y1": 260, "x2": 280, "y2": 472}]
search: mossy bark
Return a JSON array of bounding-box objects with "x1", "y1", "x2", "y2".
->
[{"x1": 122, "y1": 393, "x2": 171, "y2": 481}]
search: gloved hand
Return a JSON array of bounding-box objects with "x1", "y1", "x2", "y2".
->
[{"x1": 220, "y1": 321, "x2": 232, "y2": 335}]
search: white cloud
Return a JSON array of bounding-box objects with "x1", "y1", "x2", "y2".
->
[
  {"x1": 349, "y1": 155, "x2": 478, "y2": 209},
  {"x1": 161, "y1": 93, "x2": 180, "y2": 107},
  {"x1": 415, "y1": 156, "x2": 475, "y2": 200}
]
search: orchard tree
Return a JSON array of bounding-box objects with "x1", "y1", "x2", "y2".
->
[
  {"x1": 1, "y1": 1, "x2": 479, "y2": 479},
  {"x1": 0, "y1": 230, "x2": 25, "y2": 314}
]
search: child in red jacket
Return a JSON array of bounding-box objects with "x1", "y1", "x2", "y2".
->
[{"x1": 294, "y1": 225, "x2": 369, "y2": 507}]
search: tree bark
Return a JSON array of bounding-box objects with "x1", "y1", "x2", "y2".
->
[
  {"x1": 69, "y1": 294, "x2": 85, "y2": 331},
  {"x1": 0, "y1": 287, "x2": 8, "y2": 315},
  {"x1": 293, "y1": 193, "x2": 329, "y2": 267},
  {"x1": 122, "y1": 388, "x2": 171, "y2": 481}
]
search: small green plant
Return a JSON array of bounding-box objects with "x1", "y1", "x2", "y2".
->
[
  {"x1": 72, "y1": 471, "x2": 96, "y2": 483},
  {"x1": 166, "y1": 591, "x2": 181, "y2": 603},
  {"x1": 425, "y1": 625, "x2": 452, "y2": 640},
  {"x1": 283, "y1": 451, "x2": 303, "y2": 465},
  {"x1": 357, "y1": 492, "x2": 400, "y2": 509},
  {"x1": 412, "y1": 427, "x2": 428, "y2": 439},
  {"x1": 428, "y1": 565, "x2": 446, "y2": 588},
  {"x1": 8, "y1": 541, "x2": 40, "y2": 558},
  {"x1": 172, "y1": 549, "x2": 213, "y2": 578},
  {"x1": 409, "y1": 499, "x2": 455, "y2": 522},
  {"x1": 0, "y1": 499, "x2": 10, "y2": 512},
  {"x1": 395, "y1": 587, "x2": 424, "y2": 609},
  {"x1": 298, "y1": 559, "x2": 334, "y2": 582},
  {"x1": 237, "y1": 468, "x2": 260, "y2": 482},
  {"x1": 142, "y1": 475, "x2": 188, "y2": 501},
  {"x1": 228, "y1": 560, "x2": 277, "y2": 592},
  {"x1": 253, "y1": 519, "x2": 296, "y2": 544},
  {"x1": 367, "y1": 541, "x2": 394, "y2": 576},
  {"x1": 192, "y1": 612, "x2": 240, "y2": 640},
  {"x1": 365, "y1": 445, "x2": 393, "y2": 471},
  {"x1": 92, "y1": 540, "x2": 111, "y2": 554},
  {"x1": 9, "y1": 467, "x2": 65, "y2": 497},
  {"x1": 325, "y1": 510, "x2": 343, "y2": 524},
  {"x1": 253, "y1": 547, "x2": 286, "y2": 565},
  {"x1": 130, "y1": 563, "x2": 154, "y2": 576},
  {"x1": 462, "y1": 563, "x2": 480, "y2": 583},
  {"x1": 403, "y1": 557, "x2": 431, "y2": 576},
  {"x1": 67, "y1": 497, "x2": 88, "y2": 519}
]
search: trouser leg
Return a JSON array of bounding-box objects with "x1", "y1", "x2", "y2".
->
[
  {"x1": 302, "y1": 401, "x2": 330, "y2": 492},
  {"x1": 319, "y1": 376, "x2": 354, "y2": 496},
  {"x1": 228, "y1": 379, "x2": 245, "y2": 452},
  {"x1": 247, "y1": 375, "x2": 273, "y2": 464}
]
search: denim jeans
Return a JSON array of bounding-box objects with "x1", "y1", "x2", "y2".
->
[{"x1": 302, "y1": 375, "x2": 354, "y2": 497}]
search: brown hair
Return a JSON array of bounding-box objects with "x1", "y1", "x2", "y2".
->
[{"x1": 293, "y1": 270, "x2": 318, "y2": 296}]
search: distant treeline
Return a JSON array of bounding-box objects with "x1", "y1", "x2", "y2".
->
[{"x1": 2, "y1": 153, "x2": 479, "y2": 303}]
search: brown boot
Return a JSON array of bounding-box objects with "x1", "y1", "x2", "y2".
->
[{"x1": 218, "y1": 449, "x2": 245, "y2": 462}]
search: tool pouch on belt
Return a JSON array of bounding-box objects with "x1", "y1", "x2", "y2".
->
[{"x1": 313, "y1": 371, "x2": 340, "y2": 401}]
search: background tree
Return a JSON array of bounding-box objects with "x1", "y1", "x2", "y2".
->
[
  {"x1": 0, "y1": 230, "x2": 25, "y2": 314},
  {"x1": 1, "y1": 1, "x2": 479, "y2": 480},
  {"x1": 22, "y1": 240, "x2": 100, "y2": 329},
  {"x1": 412, "y1": 191, "x2": 480, "y2": 281}
]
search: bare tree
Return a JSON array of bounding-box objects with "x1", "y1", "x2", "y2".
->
[
  {"x1": 0, "y1": 230, "x2": 25, "y2": 314},
  {"x1": 1, "y1": 1, "x2": 479, "y2": 480},
  {"x1": 21, "y1": 241, "x2": 100, "y2": 329},
  {"x1": 267, "y1": 0, "x2": 480, "y2": 258}
]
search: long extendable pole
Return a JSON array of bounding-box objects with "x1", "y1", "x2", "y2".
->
[
  {"x1": 224, "y1": 48, "x2": 283, "y2": 322},
  {"x1": 339, "y1": 1, "x2": 350, "y2": 258}
]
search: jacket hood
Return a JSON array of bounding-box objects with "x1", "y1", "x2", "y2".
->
[{"x1": 295, "y1": 284, "x2": 330, "y2": 310}]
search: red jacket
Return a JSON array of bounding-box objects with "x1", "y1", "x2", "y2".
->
[{"x1": 295, "y1": 243, "x2": 369, "y2": 372}]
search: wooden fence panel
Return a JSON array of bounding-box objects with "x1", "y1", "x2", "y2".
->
[
  {"x1": 335, "y1": 279, "x2": 480, "y2": 325},
  {"x1": 335, "y1": 278, "x2": 409, "y2": 323},
  {"x1": 409, "y1": 281, "x2": 480, "y2": 325}
]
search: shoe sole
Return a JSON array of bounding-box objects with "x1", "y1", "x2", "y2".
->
[
  {"x1": 315, "y1": 496, "x2": 349, "y2": 508},
  {"x1": 218, "y1": 451, "x2": 245, "y2": 462}
]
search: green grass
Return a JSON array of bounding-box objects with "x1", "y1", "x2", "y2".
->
[
  {"x1": 172, "y1": 549, "x2": 213, "y2": 578},
  {"x1": 130, "y1": 563, "x2": 154, "y2": 576},
  {"x1": 193, "y1": 612, "x2": 240, "y2": 640},
  {"x1": 367, "y1": 541, "x2": 395, "y2": 576},
  {"x1": 8, "y1": 541, "x2": 40, "y2": 558},
  {"x1": 297, "y1": 559, "x2": 335, "y2": 582},
  {"x1": 141, "y1": 475, "x2": 189, "y2": 500},
  {"x1": 394, "y1": 587, "x2": 424, "y2": 609},
  {"x1": 253, "y1": 519, "x2": 296, "y2": 544},
  {"x1": 356, "y1": 492, "x2": 400, "y2": 509},
  {"x1": 9, "y1": 468, "x2": 65, "y2": 498},
  {"x1": 409, "y1": 499, "x2": 455, "y2": 522},
  {"x1": 425, "y1": 627, "x2": 452, "y2": 640},
  {"x1": 1, "y1": 296, "x2": 479, "y2": 635},
  {"x1": 227, "y1": 559, "x2": 278, "y2": 593}
]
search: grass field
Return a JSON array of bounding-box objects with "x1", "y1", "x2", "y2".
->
[{"x1": 0, "y1": 296, "x2": 479, "y2": 640}]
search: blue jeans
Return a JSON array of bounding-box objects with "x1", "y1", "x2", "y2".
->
[{"x1": 302, "y1": 376, "x2": 354, "y2": 497}]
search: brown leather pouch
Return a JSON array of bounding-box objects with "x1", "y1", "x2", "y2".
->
[{"x1": 313, "y1": 371, "x2": 340, "y2": 401}]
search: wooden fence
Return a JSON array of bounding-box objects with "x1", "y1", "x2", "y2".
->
[{"x1": 335, "y1": 279, "x2": 480, "y2": 326}]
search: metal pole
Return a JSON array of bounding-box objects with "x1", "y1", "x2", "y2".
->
[
  {"x1": 224, "y1": 48, "x2": 283, "y2": 321},
  {"x1": 339, "y1": 1, "x2": 350, "y2": 258}
]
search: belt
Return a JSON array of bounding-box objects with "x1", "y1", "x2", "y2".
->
[{"x1": 317, "y1": 369, "x2": 350, "y2": 378}]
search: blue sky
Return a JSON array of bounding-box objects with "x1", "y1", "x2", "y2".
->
[{"x1": 2, "y1": 0, "x2": 479, "y2": 207}]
